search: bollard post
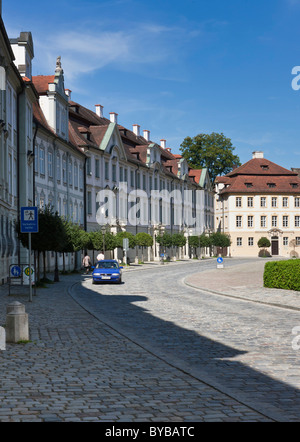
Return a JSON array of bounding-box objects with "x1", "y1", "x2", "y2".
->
[
  {"x1": 0, "y1": 326, "x2": 5, "y2": 350},
  {"x1": 6, "y1": 302, "x2": 29, "y2": 343}
]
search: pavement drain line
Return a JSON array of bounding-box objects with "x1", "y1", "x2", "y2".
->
[{"x1": 67, "y1": 280, "x2": 287, "y2": 422}]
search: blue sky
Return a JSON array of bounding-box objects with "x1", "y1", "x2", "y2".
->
[{"x1": 3, "y1": 0, "x2": 300, "y2": 170}]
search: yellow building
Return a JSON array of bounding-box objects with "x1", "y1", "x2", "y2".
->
[{"x1": 215, "y1": 151, "x2": 300, "y2": 258}]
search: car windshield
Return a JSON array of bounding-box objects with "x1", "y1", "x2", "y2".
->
[{"x1": 96, "y1": 261, "x2": 118, "y2": 269}]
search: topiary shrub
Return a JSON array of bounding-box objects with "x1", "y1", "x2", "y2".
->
[{"x1": 264, "y1": 260, "x2": 300, "y2": 291}]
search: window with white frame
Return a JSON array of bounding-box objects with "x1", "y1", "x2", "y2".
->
[
  {"x1": 283, "y1": 197, "x2": 288, "y2": 208},
  {"x1": 248, "y1": 237, "x2": 254, "y2": 246},
  {"x1": 69, "y1": 160, "x2": 73, "y2": 186},
  {"x1": 272, "y1": 197, "x2": 277, "y2": 208},
  {"x1": 237, "y1": 237, "x2": 242, "y2": 246},
  {"x1": 283, "y1": 237, "x2": 289, "y2": 246},
  {"x1": 48, "y1": 151, "x2": 53, "y2": 178},
  {"x1": 56, "y1": 153, "x2": 61, "y2": 181},
  {"x1": 283, "y1": 215, "x2": 289, "y2": 228},
  {"x1": 261, "y1": 215, "x2": 266, "y2": 228},
  {"x1": 295, "y1": 216, "x2": 300, "y2": 227},
  {"x1": 62, "y1": 157, "x2": 67, "y2": 183},
  {"x1": 260, "y1": 197, "x2": 266, "y2": 207},
  {"x1": 95, "y1": 159, "x2": 100, "y2": 178},
  {"x1": 247, "y1": 197, "x2": 253, "y2": 208},
  {"x1": 236, "y1": 216, "x2": 242, "y2": 227},
  {"x1": 236, "y1": 197, "x2": 241, "y2": 207},
  {"x1": 272, "y1": 215, "x2": 277, "y2": 227},
  {"x1": 295, "y1": 197, "x2": 300, "y2": 208},
  {"x1": 248, "y1": 216, "x2": 253, "y2": 227},
  {"x1": 105, "y1": 162, "x2": 109, "y2": 180},
  {"x1": 296, "y1": 237, "x2": 300, "y2": 246},
  {"x1": 39, "y1": 148, "x2": 45, "y2": 175}
]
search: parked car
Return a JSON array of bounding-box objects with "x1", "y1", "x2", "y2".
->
[{"x1": 92, "y1": 260, "x2": 123, "y2": 284}]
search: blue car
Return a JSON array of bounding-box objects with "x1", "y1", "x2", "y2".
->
[{"x1": 92, "y1": 259, "x2": 123, "y2": 284}]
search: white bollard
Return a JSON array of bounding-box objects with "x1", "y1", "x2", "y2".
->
[
  {"x1": 0, "y1": 326, "x2": 5, "y2": 350},
  {"x1": 6, "y1": 302, "x2": 29, "y2": 343}
]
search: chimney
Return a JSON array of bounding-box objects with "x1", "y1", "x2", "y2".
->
[
  {"x1": 110, "y1": 112, "x2": 118, "y2": 124},
  {"x1": 166, "y1": 147, "x2": 171, "y2": 153},
  {"x1": 65, "y1": 89, "x2": 72, "y2": 100},
  {"x1": 143, "y1": 130, "x2": 150, "y2": 141},
  {"x1": 160, "y1": 139, "x2": 166, "y2": 149},
  {"x1": 95, "y1": 104, "x2": 104, "y2": 118},
  {"x1": 252, "y1": 151, "x2": 264, "y2": 159},
  {"x1": 133, "y1": 124, "x2": 140, "y2": 137}
]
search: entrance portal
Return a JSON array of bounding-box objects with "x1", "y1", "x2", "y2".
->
[{"x1": 271, "y1": 236, "x2": 279, "y2": 256}]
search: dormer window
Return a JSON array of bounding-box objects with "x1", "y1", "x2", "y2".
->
[
  {"x1": 70, "y1": 104, "x2": 79, "y2": 113},
  {"x1": 245, "y1": 182, "x2": 253, "y2": 188},
  {"x1": 267, "y1": 183, "x2": 276, "y2": 188},
  {"x1": 290, "y1": 183, "x2": 299, "y2": 188},
  {"x1": 260, "y1": 165, "x2": 269, "y2": 171},
  {"x1": 78, "y1": 127, "x2": 91, "y2": 141}
]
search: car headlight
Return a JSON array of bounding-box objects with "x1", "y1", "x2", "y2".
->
[{"x1": 112, "y1": 273, "x2": 119, "y2": 276}]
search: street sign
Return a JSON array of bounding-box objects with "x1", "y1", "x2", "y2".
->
[
  {"x1": 20, "y1": 207, "x2": 38, "y2": 233},
  {"x1": 10, "y1": 265, "x2": 21, "y2": 278},
  {"x1": 23, "y1": 265, "x2": 35, "y2": 286},
  {"x1": 123, "y1": 238, "x2": 129, "y2": 251},
  {"x1": 217, "y1": 256, "x2": 224, "y2": 269}
]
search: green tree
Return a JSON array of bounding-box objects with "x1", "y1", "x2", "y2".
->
[
  {"x1": 15, "y1": 205, "x2": 66, "y2": 282},
  {"x1": 115, "y1": 231, "x2": 136, "y2": 250},
  {"x1": 258, "y1": 237, "x2": 271, "y2": 257},
  {"x1": 135, "y1": 232, "x2": 153, "y2": 262},
  {"x1": 180, "y1": 132, "x2": 241, "y2": 183},
  {"x1": 156, "y1": 232, "x2": 172, "y2": 252},
  {"x1": 189, "y1": 235, "x2": 200, "y2": 257},
  {"x1": 210, "y1": 232, "x2": 231, "y2": 248}
]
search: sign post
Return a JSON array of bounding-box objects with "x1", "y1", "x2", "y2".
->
[{"x1": 20, "y1": 207, "x2": 38, "y2": 302}]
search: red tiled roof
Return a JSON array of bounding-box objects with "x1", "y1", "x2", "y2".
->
[
  {"x1": 226, "y1": 157, "x2": 295, "y2": 177},
  {"x1": 188, "y1": 168, "x2": 203, "y2": 184},
  {"x1": 218, "y1": 168, "x2": 300, "y2": 195},
  {"x1": 32, "y1": 75, "x2": 55, "y2": 94}
]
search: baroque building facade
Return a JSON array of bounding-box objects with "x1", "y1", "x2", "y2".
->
[
  {"x1": 215, "y1": 151, "x2": 300, "y2": 258},
  {"x1": 0, "y1": 4, "x2": 37, "y2": 283}
]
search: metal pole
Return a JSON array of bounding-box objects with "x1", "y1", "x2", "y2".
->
[{"x1": 29, "y1": 232, "x2": 32, "y2": 302}]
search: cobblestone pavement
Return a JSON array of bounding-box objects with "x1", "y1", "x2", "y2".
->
[
  {"x1": 70, "y1": 258, "x2": 300, "y2": 422},
  {"x1": 0, "y1": 259, "x2": 274, "y2": 422}
]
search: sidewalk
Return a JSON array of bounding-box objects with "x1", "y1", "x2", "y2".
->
[{"x1": 184, "y1": 259, "x2": 300, "y2": 311}]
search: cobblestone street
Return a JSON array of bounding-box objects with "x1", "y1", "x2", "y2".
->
[{"x1": 1, "y1": 259, "x2": 300, "y2": 421}]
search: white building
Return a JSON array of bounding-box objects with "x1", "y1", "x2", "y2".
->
[
  {"x1": 0, "y1": 6, "x2": 37, "y2": 283},
  {"x1": 215, "y1": 151, "x2": 300, "y2": 257},
  {"x1": 31, "y1": 60, "x2": 86, "y2": 271}
]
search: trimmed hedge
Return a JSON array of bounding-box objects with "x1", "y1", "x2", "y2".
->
[{"x1": 264, "y1": 260, "x2": 300, "y2": 291}]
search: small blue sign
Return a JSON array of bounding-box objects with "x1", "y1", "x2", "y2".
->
[
  {"x1": 10, "y1": 265, "x2": 21, "y2": 278},
  {"x1": 20, "y1": 207, "x2": 38, "y2": 233},
  {"x1": 217, "y1": 257, "x2": 223, "y2": 264}
]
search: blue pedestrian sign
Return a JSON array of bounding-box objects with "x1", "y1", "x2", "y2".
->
[{"x1": 20, "y1": 207, "x2": 38, "y2": 233}]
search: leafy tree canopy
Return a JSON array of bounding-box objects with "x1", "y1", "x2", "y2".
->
[
  {"x1": 135, "y1": 232, "x2": 153, "y2": 248},
  {"x1": 180, "y1": 132, "x2": 241, "y2": 183}
]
